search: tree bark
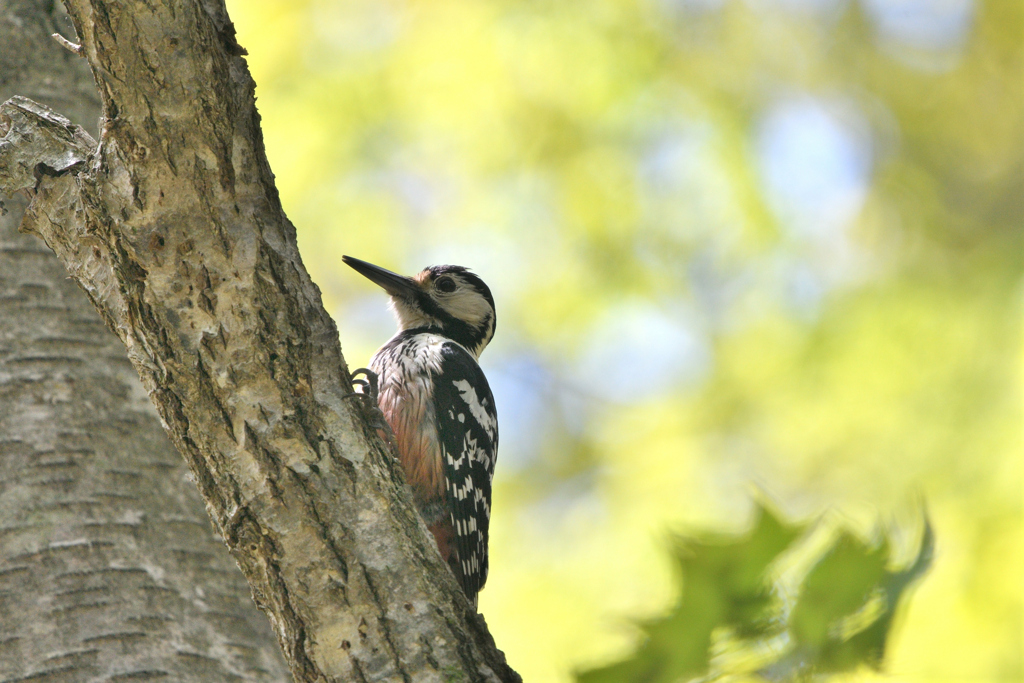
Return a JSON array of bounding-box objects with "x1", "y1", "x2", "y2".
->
[
  {"x1": 0, "y1": 1, "x2": 291, "y2": 680},
  {"x1": 0, "y1": 191, "x2": 294, "y2": 681},
  {"x1": 0, "y1": 1, "x2": 519, "y2": 681}
]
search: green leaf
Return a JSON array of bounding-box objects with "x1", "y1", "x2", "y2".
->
[
  {"x1": 830, "y1": 517, "x2": 935, "y2": 669},
  {"x1": 788, "y1": 516, "x2": 934, "y2": 674},
  {"x1": 578, "y1": 505, "x2": 934, "y2": 683},
  {"x1": 577, "y1": 503, "x2": 802, "y2": 683},
  {"x1": 678, "y1": 502, "x2": 804, "y2": 635},
  {"x1": 790, "y1": 532, "x2": 889, "y2": 652}
]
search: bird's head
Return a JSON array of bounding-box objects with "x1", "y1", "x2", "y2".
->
[{"x1": 343, "y1": 255, "x2": 496, "y2": 358}]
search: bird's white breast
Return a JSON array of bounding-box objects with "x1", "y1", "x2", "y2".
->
[{"x1": 369, "y1": 333, "x2": 451, "y2": 508}]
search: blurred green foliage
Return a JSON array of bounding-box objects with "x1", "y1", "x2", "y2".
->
[
  {"x1": 577, "y1": 504, "x2": 931, "y2": 682},
  {"x1": 578, "y1": 504, "x2": 801, "y2": 682},
  {"x1": 227, "y1": 0, "x2": 1021, "y2": 680}
]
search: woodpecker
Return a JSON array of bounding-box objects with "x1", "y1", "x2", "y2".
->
[{"x1": 343, "y1": 255, "x2": 498, "y2": 608}]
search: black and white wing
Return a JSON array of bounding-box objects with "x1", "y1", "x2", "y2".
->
[{"x1": 433, "y1": 341, "x2": 498, "y2": 603}]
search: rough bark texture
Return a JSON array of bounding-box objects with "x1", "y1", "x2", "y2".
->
[
  {"x1": 0, "y1": 1, "x2": 519, "y2": 681},
  {"x1": 0, "y1": 1, "x2": 291, "y2": 680}
]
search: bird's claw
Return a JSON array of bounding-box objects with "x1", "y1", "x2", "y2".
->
[
  {"x1": 343, "y1": 368, "x2": 398, "y2": 453},
  {"x1": 344, "y1": 367, "x2": 379, "y2": 404}
]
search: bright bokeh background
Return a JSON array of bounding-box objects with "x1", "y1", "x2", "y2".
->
[{"x1": 226, "y1": 1, "x2": 1022, "y2": 680}]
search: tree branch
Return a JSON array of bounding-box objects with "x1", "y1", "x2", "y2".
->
[{"x1": 0, "y1": 0, "x2": 518, "y2": 680}]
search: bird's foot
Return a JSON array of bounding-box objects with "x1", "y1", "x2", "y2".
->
[
  {"x1": 344, "y1": 367, "x2": 379, "y2": 404},
  {"x1": 343, "y1": 368, "x2": 398, "y2": 453}
]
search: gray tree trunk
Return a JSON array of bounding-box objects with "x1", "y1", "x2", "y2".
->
[
  {"x1": 0, "y1": 1, "x2": 291, "y2": 679},
  {"x1": 0, "y1": 1, "x2": 519, "y2": 681}
]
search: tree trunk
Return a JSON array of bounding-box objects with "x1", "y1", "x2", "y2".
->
[
  {"x1": 0, "y1": 1, "x2": 519, "y2": 681},
  {"x1": 0, "y1": 1, "x2": 290, "y2": 679}
]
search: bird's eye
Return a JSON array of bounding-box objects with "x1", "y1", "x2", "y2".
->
[{"x1": 436, "y1": 277, "x2": 457, "y2": 293}]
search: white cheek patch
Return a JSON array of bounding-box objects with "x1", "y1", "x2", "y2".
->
[{"x1": 437, "y1": 290, "x2": 491, "y2": 328}]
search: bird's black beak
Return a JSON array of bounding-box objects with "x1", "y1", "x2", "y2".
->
[{"x1": 342, "y1": 255, "x2": 419, "y2": 299}]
